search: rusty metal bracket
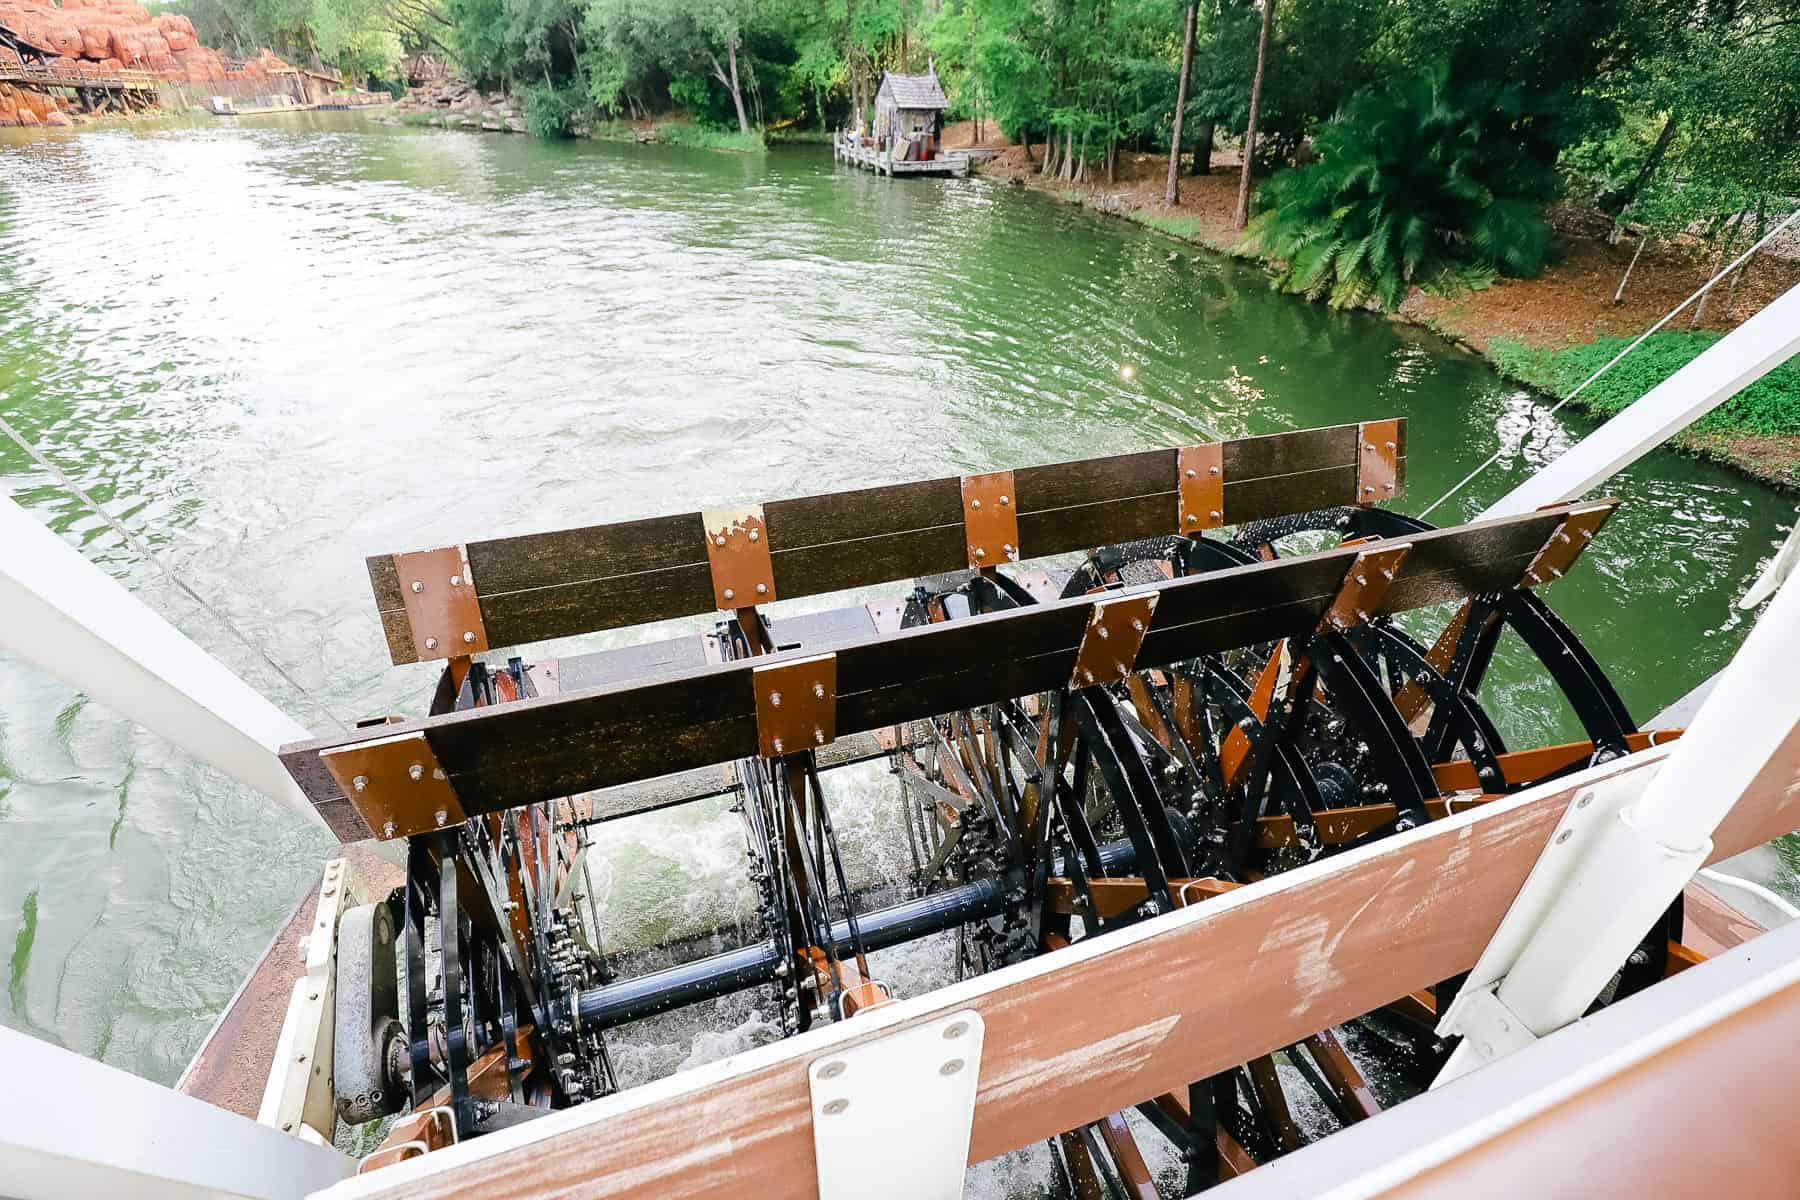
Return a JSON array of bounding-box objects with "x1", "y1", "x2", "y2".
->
[
  {"x1": 754, "y1": 653, "x2": 837, "y2": 757},
  {"x1": 960, "y1": 471, "x2": 1020, "y2": 569},
  {"x1": 1318, "y1": 543, "x2": 1413, "y2": 634},
  {"x1": 393, "y1": 546, "x2": 488, "y2": 660},
  {"x1": 320, "y1": 730, "x2": 466, "y2": 841},
  {"x1": 703, "y1": 504, "x2": 777, "y2": 609},
  {"x1": 1070, "y1": 592, "x2": 1159, "y2": 690},
  {"x1": 1356, "y1": 419, "x2": 1401, "y2": 506},
  {"x1": 1177, "y1": 443, "x2": 1225, "y2": 535},
  {"x1": 1522, "y1": 503, "x2": 1612, "y2": 587}
]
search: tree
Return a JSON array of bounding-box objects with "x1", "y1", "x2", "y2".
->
[
  {"x1": 1164, "y1": 3, "x2": 1195, "y2": 206},
  {"x1": 1230, "y1": 0, "x2": 1269, "y2": 229},
  {"x1": 1245, "y1": 67, "x2": 1557, "y2": 310}
]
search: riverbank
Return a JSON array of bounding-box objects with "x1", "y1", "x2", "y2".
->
[{"x1": 973, "y1": 134, "x2": 1800, "y2": 492}]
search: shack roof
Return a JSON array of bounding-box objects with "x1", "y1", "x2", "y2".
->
[{"x1": 879, "y1": 70, "x2": 948, "y2": 110}]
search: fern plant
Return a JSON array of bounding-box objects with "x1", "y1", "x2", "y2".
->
[{"x1": 1244, "y1": 67, "x2": 1558, "y2": 310}]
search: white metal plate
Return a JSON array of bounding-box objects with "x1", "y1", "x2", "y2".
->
[
  {"x1": 1438, "y1": 767, "x2": 1655, "y2": 1036},
  {"x1": 810, "y1": 1010, "x2": 984, "y2": 1200}
]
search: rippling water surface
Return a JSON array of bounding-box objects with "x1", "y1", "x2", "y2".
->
[{"x1": 1, "y1": 116, "x2": 1795, "y2": 1140}]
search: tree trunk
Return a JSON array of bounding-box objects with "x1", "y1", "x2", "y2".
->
[
  {"x1": 1041, "y1": 130, "x2": 1058, "y2": 175},
  {"x1": 1233, "y1": 0, "x2": 1274, "y2": 230},
  {"x1": 1165, "y1": 3, "x2": 1197, "y2": 207},
  {"x1": 1725, "y1": 197, "x2": 1767, "y2": 317},
  {"x1": 1605, "y1": 115, "x2": 1676, "y2": 235},
  {"x1": 727, "y1": 36, "x2": 750, "y2": 134},
  {"x1": 1689, "y1": 211, "x2": 1745, "y2": 329},
  {"x1": 1192, "y1": 120, "x2": 1214, "y2": 174},
  {"x1": 1106, "y1": 138, "x2": 1116, "y2": 184},
  {"x1": 1612, "y1": 233, "x2": 1649, "y2": 306}
]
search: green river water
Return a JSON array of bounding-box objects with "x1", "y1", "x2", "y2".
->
[{"x1": 1, "y1": 115, "x2": 1795, "y2": 1178}]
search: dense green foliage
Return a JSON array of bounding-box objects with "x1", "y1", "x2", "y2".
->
[
  {"x1": 1490, "y1": 332, "x2": 1800, "y2": 438},
  {"x1": 1246, "y1": 69, "x2": 1554, "y2": 309}
]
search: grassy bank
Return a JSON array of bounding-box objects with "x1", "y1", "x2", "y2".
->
[{"x1": 973, "y1": 141, "x2": 1800, "y2": 492}]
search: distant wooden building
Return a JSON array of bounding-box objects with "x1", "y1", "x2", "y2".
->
[{"x1": 873, "y1": 65, "x2": 947, "y2": 155}]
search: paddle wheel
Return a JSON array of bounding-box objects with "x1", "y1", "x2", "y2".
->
[{"x1": 276, "y1": 418, "x2": 1689, "y2": 1190}]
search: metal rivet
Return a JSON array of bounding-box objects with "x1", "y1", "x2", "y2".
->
[
  {"x1": 1209, "y1": 510, "x2": 1221, "y2": 520},
  {"x1": 1363, "y1": 486, "x2": 1375, "y2": 495},
  {"x1": 408, "y1": 763, "x2": 423, "y2": 782},
  {"x1": 433, "y1": 767, "x2": 445, "y2": 780},
  {"x1": 435, "y1": 810, "x2": 448, "y2": 827},
  {"x1": 940, "y1": 1059, "x2": 964, "y2": 1076},
  {"x1": 823, "y1": 1098, "x2": 849, "y2": 1115},
  {"x1": 974, "y1": 547, "x2": 986, "y2": 559},
  {"x1": 1364, "y1": 442, "x2": 1375, "y2": 451},
  {"x1": 1097, "y1": 626, "x2": 1110, "y2": 639},
  {"x1": 819, "y1": 1061, "x2": 847, "y2": 1080},
  {"x1": 1577, "y1": 792, "x2": 1592, "y2": 809},
  {"x1": 813, "y1": 683, "x2": 825, "y2": 698},
  {"x1": 970, "y1": 498, "x2": 982, "y2": 510},
  {"x1": 770, "y1": 692, "x2": 782, "y2": 707},
  {"x1": 1356, "y1": 575, "x2": 1367, "y2": 585},
  {"x1": 723, "y1": 587, "x2": 736, "y2": 601},
  {"x1": 1385, "y1": 441, "x2": 1396, "y2": 450},
  {"x1": 748, "y1": 529, "x2": 760, "y2": 541},
  {"x1": 450, "y1": 574, "x2": 462, "y2": 587},
  {"x1": 1381, "y1": 568, "x2": 1395, "y2": 580},
  {"x1": 1184, "y1": 512, "x2": 1197, "y2": 524},
  {"x1": 1209, "y1": 465, "x2": 1220, "y2": 476},
  {"x1": 944, "y1": 1021, "x2": 968, "y2": 1039},
  {"x1": 756, "y1": 583, "x2": 768, "y2": 595},
  {"x1": 424, "y1": 637, "x2": 438, "y2": 650},
  {"x1": 410, "y1": 580, "x2": 423, "y2": 593},
  {"x1": 382, "y1": 821, "x2": 396, "y2": 838},
  {"x1": 1003, "y1": 543, "x2": 1015, "y2": 555},
  {"x1": 814, "y1": 729, "x2": 825, "y2": 745},
  {"x1": 773, "y1": 737, "x2": 785, "y2": 754},
  {"x1": 308, "y1": 991, "x2": 319, "y2": 1001},
  {"x1": 1184, "y1": 468, "x2": 1197, "y2": 479},
  {"x1": 463, "y1": 631, "x2": 476, "y2": 644},
  {"x1": 999, "y1": 495, "x2": 1010, "y2": 506},
  {"x1": 1131, "y1": 619, "x2": 1144, "y2": 632},
  {"x1": 1556, "y1": 829, "x2": 1572, "y2": 845},
  {"x1": 352, "y1": 775, "x2": 368, "y2": 792}
]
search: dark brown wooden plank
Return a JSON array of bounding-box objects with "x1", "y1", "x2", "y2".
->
[
  {"x1": 330, "y1": 734, "x2": 1800, "y2": 1200},
  {"x1": 292, "y1": 502, "x2": 1601, "y2": 834},
  {"x1": 477, "y1": 564, "x2": 716, "y2": 648},
  {"x1": 470, "y1": 511, "x2": 708, "y2": 595},
  {"x1": 764, "y1": 476, "x2": 963, "y2": 550},
  {"x1": 1224, "y1": 422, "x2": 1356, "y2": 478},
  {"x1": 1014, "y1": 447, "x2": 1174, "y2": 512}
]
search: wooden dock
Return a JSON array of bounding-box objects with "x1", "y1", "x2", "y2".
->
[{"x1": 834, "y1": 136, "x2": 971, "y2": 177}]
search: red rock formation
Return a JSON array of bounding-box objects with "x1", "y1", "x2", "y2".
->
[{"x1": 0, "y1": 0, "x2": 296, "y2": 124}]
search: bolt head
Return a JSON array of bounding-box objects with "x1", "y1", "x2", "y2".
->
[
  {"x1": 772, "y1": 737, "x2": 785, "y2": 754},
  {"x1": 823, "y1": 1098, "x2": 849, "y2": 1115},
  {"x1": 756, "y1": 583, "x2": 768, "y2": 595},
  {"x1": 424, "y1": 637, "x2": 438, "y2": 650},
  {"x1": 1364, "y1": 442, "x2": 1375, "y2": 452},
  {"x1": 970, "y1": 498, "x2": 982, "y2": 510},
  {"x1": 450, "y1": 574, "x2": 462, "y2": 587},
  {"x1": 974, "y1": 547, "x2": 986, "y2": 559},
  {"x1": 999, "y1": 494, "x2": 1010, "y2": 505},
  {"x1": 463, "y1": 631, "x2": 476, "y2": 644},
  {"x1": 1097, "y1": 625, "x2": 1110, "y2": 639},
  {"x1": 352, "y1": 775, "x2": 368, "y2": 792},
  {"x1": 434, "y1": 809, "x2": 448, "y2": 826},
  {"x1": 814, "y1": 728, "x2": 825, "y2": 745},
  {"x1": 410, "y1": 580, "x2": 423, "y2": 593},
  {"x1": 770, "y1": 691, "x2": 782, "y2": 707},
  {"x1": 408, "y1": 763, "x2": 424, "y2": 781},
  {"x1": 748, "y1": 529, "x2": 760, "y2": 541},
  {"x1": 813, "y1": 682, "x2": 825, "y2": 698},
  {"x1": 723, "y1": 587, "x2": 736, "y2": 601},
  {"x1": 382, "y1": 821, "x2": 396, "y2": 838},
  {"x1": 940, "y1": 1058, "x2": 964, "y2": 1076},
  {"x1": 1184, "y1": 512, "x2": 1198, "y2": 524},
  {"x1": 1184, "y1": 468, "x2": 1197, "y2": 479}
]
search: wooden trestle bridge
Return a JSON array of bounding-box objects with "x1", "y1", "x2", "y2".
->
[{"x1": 1, "y1": 21, "x2": 163, "y2": 115}]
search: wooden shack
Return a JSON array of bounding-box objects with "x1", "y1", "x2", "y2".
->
[{"x1": 873, "y1": 63, "x2": 947, "y2": 158}]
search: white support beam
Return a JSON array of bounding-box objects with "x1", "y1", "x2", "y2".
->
[
  {"x1": 1436, "y1": 563, "x2": 1800, "y2": 1082},
  {"x1": 0, "y1": 1025, "x2": 354, "y2": 1200},
  {"x1": 1479, "y1": 281, "x2": 1800, "y2": 520},
  {"x1": 0, "y1": 488, "x2": 321, "y2": 826}
]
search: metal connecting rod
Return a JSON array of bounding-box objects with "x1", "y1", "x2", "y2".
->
[
  {"x1": 0, "y1": 489, "x2": 321, "y2": 826},
  {"x1": 1435, "y1": 563, "x2": 1800, "y2": 1083},
  {"x1": 1480, "y1": 280, "x2": 1800, "y2": 520}
]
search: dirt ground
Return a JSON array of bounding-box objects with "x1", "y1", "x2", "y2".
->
[{"x1": 962, "y1": 134, "x2": 1800, "y2": 488}]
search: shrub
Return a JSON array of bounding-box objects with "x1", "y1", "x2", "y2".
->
[
  {"x1": 522, "y1": 84, "x2": 585, "y2": 140},
  {"x1": 1244, "y1": 67, "x2": 1558, "y2": 311},
  {"x1": 1489, "y1": 332, "x2": 1800, "y2": 438}
]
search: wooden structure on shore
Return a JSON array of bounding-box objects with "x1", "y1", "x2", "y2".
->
[
  {"x1": 1, "y1": 21, "x2": 160, "y2": 115},
  {"x1": 834, "y1": 134, "x2": 971, "y2": 176},
  {"x1": 837, "y1": 63, "x2": 969, "y2": 176}
]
